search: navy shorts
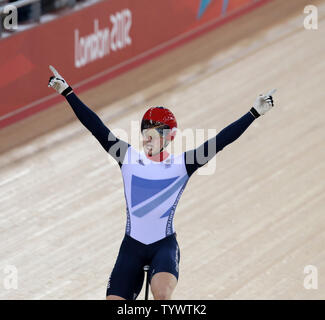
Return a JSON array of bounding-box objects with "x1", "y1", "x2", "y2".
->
[{"x1": 106, "y1": 233, "x2": 180, "y2": 300}]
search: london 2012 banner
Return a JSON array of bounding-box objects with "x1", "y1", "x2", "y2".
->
[{"x1": 0, "y1": 0, "x2": 271, "y2": 128}]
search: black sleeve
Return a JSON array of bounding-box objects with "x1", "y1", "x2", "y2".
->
[
  {"x1": 65, "y1": 93, "x2": 129, "y2": 166},
  {"x1": 184, "y1": 111, "x2": 255, "y2": 177}
]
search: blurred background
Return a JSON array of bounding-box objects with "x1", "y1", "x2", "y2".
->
[{"x1": 0, "y1": 0, "x2": 324, "y2": 299}]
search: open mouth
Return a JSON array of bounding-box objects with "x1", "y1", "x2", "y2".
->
[{"x1": 144, "y1": 143, "x2": 152, "y2": 149}]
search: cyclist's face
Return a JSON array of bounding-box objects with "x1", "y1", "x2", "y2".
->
[{"x1": 142, "y1": 128, "x2": 165, "y2": 156}]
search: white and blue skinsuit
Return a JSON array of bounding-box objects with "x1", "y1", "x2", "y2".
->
[{"x1": 65, "y1": 93, "x2": 256, "y2": 299}]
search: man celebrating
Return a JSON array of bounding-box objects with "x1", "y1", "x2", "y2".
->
[{"x1": 48, "y1": 65, "x2": 276, "y2": 300}]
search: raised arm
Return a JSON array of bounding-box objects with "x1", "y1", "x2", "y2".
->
[
  {"x1": 185, "y1": 90, "x2": 276, "y2": 177},
  {"x1": 48, "y1": 66, "x2": 129, "y2": 166}
]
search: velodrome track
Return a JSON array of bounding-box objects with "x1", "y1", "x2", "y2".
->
[{"x1": 0, "y1": 0, "x2": 324, "y2": 299}]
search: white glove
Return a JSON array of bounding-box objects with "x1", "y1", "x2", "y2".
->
[
  {"x1": 48, "y1": 65, "x2": 73, "y2": 97},
  {"x1": 250, "y1": 89, "x2": 277, "y2": 118}
]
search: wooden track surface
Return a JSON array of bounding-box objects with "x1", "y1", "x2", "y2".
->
[{"x1": 0, "y1": 0, "x2": 324, "y2": 299}]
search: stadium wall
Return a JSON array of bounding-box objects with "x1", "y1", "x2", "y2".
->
[{"x1": 0, "y1": 0, "x2": 271, "y2": 128}]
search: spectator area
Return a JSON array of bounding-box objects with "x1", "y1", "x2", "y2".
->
[{"x1": 0, "y1": 0, "x2": 100, "y2": 38}]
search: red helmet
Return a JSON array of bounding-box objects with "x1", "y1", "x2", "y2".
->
[{"x1": 141, "y1": 107, "x2": 177, "y2": 129}]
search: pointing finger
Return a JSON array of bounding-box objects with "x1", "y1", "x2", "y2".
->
[
  {"x1": 49, "y1": 65, "x2": 60, "y2": 77},
  {"x1": 266, "y1": 88, "x2": 277, "y2": 96}
]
